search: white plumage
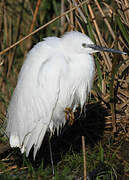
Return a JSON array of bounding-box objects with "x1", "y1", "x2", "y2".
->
[{"x1": 6, "y1": 31, "x2": 99, "y2": 158}]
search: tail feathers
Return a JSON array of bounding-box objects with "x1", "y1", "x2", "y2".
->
[
  {"x1": 25, "y1": 121, "x2": 48, "y2": 158},
  {"x1": 10, "y1": 135, "x2": 20, "y2": 148},
  {"x1": 33, "y1": 125, "x2": 48, "y2": 159},
  {"x1": 9, "y1": 121, "x2": 49, "y2": 159}
]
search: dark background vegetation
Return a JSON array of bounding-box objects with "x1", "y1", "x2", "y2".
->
[{"x1": 0, "y1": 0, "x2": 129, "y2": 179}]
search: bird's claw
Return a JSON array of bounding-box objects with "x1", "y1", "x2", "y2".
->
[{"x1": 64, "y1": 107, "x2": 75, "y2": 126}]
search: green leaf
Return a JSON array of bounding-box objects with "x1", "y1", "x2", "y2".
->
[
  {"x1": 99, "y1": 144, "x2": 104, "y2": 162},
  {"x1": 83, "y1": 5, "x2": 95, "y2": 42},
  {"x1": 116, "y1": 15, "x2": 129, "y2": 45}
]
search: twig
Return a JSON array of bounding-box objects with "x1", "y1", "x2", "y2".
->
[
  {"x1": 82, "y1": 136, "x2": 87, "y2": 180},
  {"x1": 61, "y1": 0, "x2": 65, "y2": 34},
  {"x1": 0, "y1": 0, "x2": 89, "y2": 57},
  {"x1": 24, "y1": 0, "x2": 41, "y2": 57},
  {"x1": 29, "y1": 0, "x2": 41, "y2": 35},
  {"x1": 68, "y1": 1, "x2": 74, "y2": 31}
]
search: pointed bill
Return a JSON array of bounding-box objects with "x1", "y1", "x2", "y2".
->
[{"x1": 87, "y1": 44, "x2": 127, "y2": 55}]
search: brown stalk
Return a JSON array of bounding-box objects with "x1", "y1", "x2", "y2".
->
[
  {"x1": 0, "y1": 1, "x2": 4, "y2": 33},
  {"x1": 119, "y1": 99, "x2": 129, "y2": 109},
  {"x1": 101, "y1": 1, "x2": 113, "y2": 18},
  {"x1": 102, "y1": 72, "x2": 106, "y2": 96},
  {"x1": 115, "y1": 0, "x2": 129, "y2": 26},
  {"x1": 0, "y1": 1, "x2": 4, "y2": 87},
  {"x1": 29, "y1": 0, "x2": 41, "y2": 35},
  {"x1": 75, "y1": 16, "x2": 85, "y2": 33},
  {"x1": 124, "y1": 0, "x2": 129, "y2": 24},
  {"x1": 95, "y1": 0, "x2": 115, "y2": 40},
  {"x1": 8, "y1": 15, "x2": 12, "y2": 47},
  {"x1": 87, "y1": 3, "x2": 112, "y2": 71},
  {"x1": 82, "y1": 136, "x2": 87, "y2": 180},
  {"x1": 68, "y1": 0, "x2": 74, "y2": 31},
  {"x1": 4, "y1": 7, "x2": 9, "y2": 47},
  {"x1": 25, "y1": 0, "x2": 41, "y2": 55},
  {"x1": 119, "y1": 89, "x2": 129, "y2": 99},
  {"x1": 61, "y1": 0, "x2": 65, "y2": 34}
]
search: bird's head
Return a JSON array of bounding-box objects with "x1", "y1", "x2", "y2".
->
[{"x1": 61, "y1": 31, "x2": 127, "y2": 55}]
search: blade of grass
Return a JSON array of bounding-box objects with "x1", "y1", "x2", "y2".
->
[{"x1": 116, "y1": 15, "x2": 129, "y2": 45}]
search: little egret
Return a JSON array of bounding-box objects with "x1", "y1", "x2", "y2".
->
[{"x1": 6, "y1": 31, "x2": 127, "y2": 159}]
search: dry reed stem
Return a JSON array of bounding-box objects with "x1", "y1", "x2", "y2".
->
[
  {"x1": 82, "y1": 136, "x2": 87, "y2": 180},
  {"x1": 0, "y1": 0, "x2": 89, "y2": 57},
  {"x1": 29, "y1": 0, "x2": 41, "y2": 35},
  {"x1": 119, "y1": 99, "x2": 129, "y2": 109},
  {"x1": 68, "y1": 1, "x2": 74, "y2": 31},
  {"x1": 0, "y1": 2, "x2": 4, "y2": 32},
  {"x1": 95, "y1": 0, "x2": 115, "y2": 40},
  {"x1": 116, "y1": 0, "x2": 129, "y2": 26},
  {"x1": 24, "y1": 0, "x2": 41, "y2": 57},
  {"x1": 119, "y1": 89, "x2": 129, "y2": 99},
  {"x1": 4, "y1": 7, "x2": 9, "y2": 47},
  {"x1": 124, "y1": 0, "x2": 129, "y2": 24},
  {"x1": 61, "y1": 0, "x2": 65, "y2": 34},
  {"x1": 72, "y1": 0, "x2": 87, "y2": 23},
  {"x1": 8, "y1": 16, "x2": 12, "y2": 46},
  {"x1": 87, "y1": 3, "x2": 112, "y2": 71},
  {"x1": 101, "y1": 2, "x2": 113, "y2": 17},
  {"x1": 75, "y1": 16, "x2": 85, "y2": 34}
]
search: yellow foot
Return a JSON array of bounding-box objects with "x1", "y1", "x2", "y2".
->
[{"x1": 64, "y1": 107, "x2": 75, "y2": 126}]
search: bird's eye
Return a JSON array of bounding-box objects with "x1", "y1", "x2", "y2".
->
[{"x1": 82, "y1": 43, "x2": 87, "y2": 48}]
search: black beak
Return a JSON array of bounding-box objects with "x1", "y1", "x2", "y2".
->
[{"x1": 87, "y1": 44, "x2": 127, "y2": 55}]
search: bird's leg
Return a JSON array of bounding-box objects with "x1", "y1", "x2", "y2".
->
[
  {"x1": 64, "y1": 107, "x2": 75, "y2": 126},
  {"x1": 48, "y1": 138, "x2": 55, "y2": 176}
]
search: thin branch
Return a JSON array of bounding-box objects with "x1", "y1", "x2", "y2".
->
[
  {"x1": 29, "y1": 0, "x2": 41, "y2": 35},
  {"x1": 24, "y1": 0, "x2": 41, "y2": 57},
  {"x1": 82, "y1": 136, "x2": 87, "y2": 180}
]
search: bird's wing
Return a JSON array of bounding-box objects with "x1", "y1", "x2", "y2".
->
[
  {"x1": 32, "y1": 56, "x2": 67, "y2": 158},
  {"x1": 6, "y1": 54, "x2": 67, "y2": 158}
]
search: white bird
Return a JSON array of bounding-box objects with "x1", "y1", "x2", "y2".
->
[{"x1": 6, "y1": 31, "x2": 127, "y2": 159}]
